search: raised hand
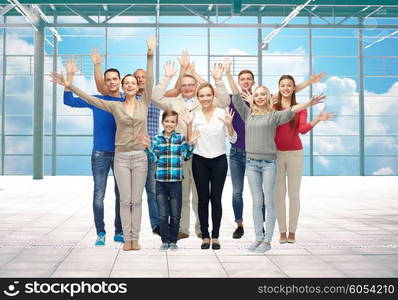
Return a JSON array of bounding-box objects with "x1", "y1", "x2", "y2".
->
[
  {"x1": 65, "y1": 56, "x2": 80, "y2": 75},
  {"x1": 177, "y1": 50, "x2": 190, "y2": 70},
  {"x1": 138, "y1": 133, "x2": 151, "y2": 148},
  {"x1": 309, "y1": 93, "x2": 326, "y2": 106},
  {"x1": 179, "y1": 109, "x2": 194, "y2": 125},
  {"x1": 309, "y1": 72, "x2": 327, "y2": 84},
  {"x1": 223, "y1": 57, "x2": 232, "y2": 74},
  {"x1": 186, "y1": 61, "x2": 196, "y2": 75},
  {"x1": 50, "y1": 72, "x2": 70, "y2": 88},
  {"x1": 210, "y1": 62, "x2": 224, "y2": 81},
  {"x1": 188, "y1": 129, "x2": 200, "y2": 145},
  {"x1": 164, "y1": 61, "x2": 178, "y2": 78},
  {"x1": 316, "y1": 109, "x2": 335, "y2": 121},
  {"x1": 147, "y1": 34, "x2": 156, "y2": 54},
  {"x1": 91, "y1": 48, "x2": 103, "y2": 65},
  {"x1": 241, "y1": 89, "x2": 253, "y2": 104},
  {"x1": 218, "y1": 107, "x2": 235, "y2": 125}
]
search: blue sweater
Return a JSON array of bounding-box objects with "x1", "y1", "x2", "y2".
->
[{"x1": 63, "y1": 91, "x2": 124, "y2": 152}]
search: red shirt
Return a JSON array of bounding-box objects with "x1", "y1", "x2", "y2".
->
[{"x1": 274, "y1": 108, "x2": 313, "y2": 151}]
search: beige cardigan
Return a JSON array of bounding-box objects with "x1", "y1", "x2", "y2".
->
[
  {"x1": 67, "y1": 54, "x2": 154, "y2": 153},
  {"x1": 151, "y1": 76, "x2": 230, "y2": 136}
]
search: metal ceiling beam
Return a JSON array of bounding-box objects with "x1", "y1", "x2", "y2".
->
[
  {"x1": 364, "y1": 6, "x2": 384, "y2": 18},
  {"x1": 4, "y1": 22, "x2": 391, "y2": 29},
  {"x1": 0, "y1": 3, "x2": 14, "y2": 16},
  {"x1": 101, "y1": 4, "x2": 135, "y2": 23},
  {"x1": 261, "y1": 0, "x2": 313, "y2": 50},
  {"x1": 337, "y1": 5, "x2": 372, "y2": 25},
  {"x1": 64, "y1": 4, "x2": 96, "y2": 24},
  {"x1": 182, "y1": 5, "x2": 213, "y2": 23},
  {"x1": 303, "y1": 7, "x2": 331, "y2": 24}
]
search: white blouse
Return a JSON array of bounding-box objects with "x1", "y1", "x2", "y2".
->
[{"x1": 192, "y1": 107, "x2": 237, "y2": 159}]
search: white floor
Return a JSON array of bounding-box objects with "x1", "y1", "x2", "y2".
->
[{"x1": 0, "y1": 176, "x2": 397, "y2": 278}]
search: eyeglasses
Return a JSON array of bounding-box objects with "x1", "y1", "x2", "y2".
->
[{"x1": 181, "y1": 83, "x2": 197, "y2": 88}]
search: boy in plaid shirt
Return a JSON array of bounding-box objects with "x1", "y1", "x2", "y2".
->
[{"x1": 140, "y1": 110, "x2": 199, "y2": 251}]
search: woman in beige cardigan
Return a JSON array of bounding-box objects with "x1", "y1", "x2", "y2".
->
[{"x1": 51, "y1": 36, "x2": 155, "y2": 252}]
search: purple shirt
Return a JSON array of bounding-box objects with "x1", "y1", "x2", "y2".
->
[{"x1": 229, "y1": 94, "x2": 249, "y2": 151}]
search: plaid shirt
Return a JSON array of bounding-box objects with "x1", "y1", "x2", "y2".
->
[
  {"x1": 136, "y1": 93, "x2": 160, "y2": 142},
  {"x1": 146, "y1": 131, "x2": 194, "y2": 182},
  {"x1": 147, "y1": 103, "x2": 160, "y2": 142}
]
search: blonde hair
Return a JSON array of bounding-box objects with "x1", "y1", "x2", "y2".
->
[{"x1": 251, "y1": 85, "x2": 272, "y2": 115}]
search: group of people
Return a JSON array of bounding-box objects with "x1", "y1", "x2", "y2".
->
[{"x1": 52, "y1": 35, "x2": 334, "y2": 253}]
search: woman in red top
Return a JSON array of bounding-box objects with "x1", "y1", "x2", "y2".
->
[{"x1": 274, "y1": 75, "x2": 335, "y2": 244}]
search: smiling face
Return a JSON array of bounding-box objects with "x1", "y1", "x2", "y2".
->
[
  {"x1": 253, "y1": 86, "x2": 270, "y2": 108},
  {"x1": 104, "y1": 71, "x2": 121, "y2": 93},
  {"x1": 121, "y1": 75, "x2": 138, "y2": 96},
  {"x1": 197, "y1": 85, "x2": 214, "y2": 109},
  {"x1": 279, "y1": 78, "x2": 295, "y2": 99},
  {"x1": 162, "y1": 115, "x2": 178, "y2": 135},
  {"x1": 238, "y1": 72, "x2": 255, "y2": 92},
  {"x1": 180, "y1": 76, "x2": 197, "y2": 99}
]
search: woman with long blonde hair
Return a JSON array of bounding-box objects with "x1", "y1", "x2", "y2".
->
[{"x1": 227, "y1": 77, "x2": 325, "y2": 253}]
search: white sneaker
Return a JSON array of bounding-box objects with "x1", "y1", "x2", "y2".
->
[
  {"x1": 254, "y1": 242, "x2": 271, "y2": 253},
  {"x1": 248, "y1": 241, "x2": 262, "y2": 251}
]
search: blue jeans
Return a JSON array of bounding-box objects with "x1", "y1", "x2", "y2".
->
[
  {"x1": 229, "y1": 146, "x2": 246, "y2": 224},
  {"x1": 156, "y1": 181, "x2": 182, "y2": 244},
  {"x1": 145, "y1": 156, "x2": 159, "y2": 230},
  {"x1": 246, "y1": 158, "x2": 277, "y2": 243},
  {"x1": 91, "y1": 150, "x2": 122, "y2": 235}
]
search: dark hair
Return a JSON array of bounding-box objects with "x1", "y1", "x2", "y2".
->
[
  {"x1": 275, "y1": 75, "x2": 297, "y2": 130},
  {"x1": 196, "y1": 82, "x2": 215, "y2": 98},
  {"x1": 121, "y1": 74, "x2": 139, "y2": 86},
  {"x1": 162, "y1": 110, "x2": 179, "y2": 122},
  {"x1": 238, "y1": 69, "x2": 254, "y2": 81},
  {"x1": 104, "y1": 68, "x2": 121, "y2": 79}
]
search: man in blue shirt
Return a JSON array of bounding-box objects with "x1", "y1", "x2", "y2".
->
[{"x1": 64, "y1": 58, "x2": 124, "y2": 246}]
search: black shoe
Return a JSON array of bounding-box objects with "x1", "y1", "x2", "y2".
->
[
  {"x1": 212, "y1": 242, "x2": 221, "y2": 250},
  {"x1": 152, "y1": 225, "x2": 160, "y2": 236},
  {"x1": 232, "y1": 226, "x2": 244, "y2": 239},
  {"x1": 201, "y1": 239, "x2": 210, "y2": 249}
]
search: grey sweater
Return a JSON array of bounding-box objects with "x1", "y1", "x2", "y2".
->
[{"x1": 232, "y1": 93, "x2": 294, "y2": 160}]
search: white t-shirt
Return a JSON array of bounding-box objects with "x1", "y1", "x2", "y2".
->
[{"x1": 192, "y1": 107, "x2": 237, "y2": 159}]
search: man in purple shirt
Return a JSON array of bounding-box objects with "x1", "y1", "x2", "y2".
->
[{"x1": 225, "y1": 66, "x2": 256, "y2": 239}]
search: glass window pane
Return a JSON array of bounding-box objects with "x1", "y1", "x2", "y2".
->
[
  {"x1": 4, "y1": 155, "x2": 32, "y2": 175},
  {"x1": 57, "y1": 137, "x2": 93, "y2": 155},
  {"x1": 5, "y1": 136, "x2": 32, "y2": 154},
  {"x1": 56, "y1": 156, "x2": 91, "y2": 175},
  {"x1": 314, "y1": 156, "x2": 359, "y2": 175},
  {"x1": 313, "y1": 57, "x2": 358, "y2": 77},
  {"x1": 365, "y1": 137, "x2": 398, "y2": 155},
  {"x1": 365, "y1": 116, "x2": 398, "y2": 135},
  {"x1": 5, "y1": 116, "x2": 32, "y2": 134},
  {"x1": 365, "y1": 156, "x2": 398, "y2": 176},
  {"x1": 314, "y1": 136, "x2": 359, "y2": 155},
  {"x1": 57, "y1": 116, "x2": 93, "y2": 135},
  {"x1": 312, "y1": 37, "x2": 358, "y2": 56},
  {"x1": 364, "y1": 57, "x2": 398, "y2": 76}
]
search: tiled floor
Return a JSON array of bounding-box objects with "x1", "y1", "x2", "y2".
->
[{"x1": 0, "y1": 176, "x2": 397, "y2": 278}]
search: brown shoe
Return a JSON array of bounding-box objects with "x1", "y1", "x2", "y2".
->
[
  {"x1": 131, "y1": 240, "x2": 141, "y2": 250},
  {"x1": 197, "y1": 232, "x2": 203, "y2": 239},
  {"x1": 177, "y1": 232, "x2": 189, "y2": 240},
  {"x1": 123, "y1": 241, "x2": 132, "y2": 251}
]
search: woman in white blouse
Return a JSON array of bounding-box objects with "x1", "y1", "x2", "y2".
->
[{"x1": 183, "y1": 81, "x2": 236, "y2": 250}]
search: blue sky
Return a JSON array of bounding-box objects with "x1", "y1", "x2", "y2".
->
[{"x1": 1, "y1": 16, "x2": 397, "y2": 175}]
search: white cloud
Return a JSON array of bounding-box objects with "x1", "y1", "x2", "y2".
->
[
  {"x1": 317, "y1": 156, "x2": 330, "y2": 168},
  {"x1": 373, "y1": 167, "x2": 394, "y2": 175}
]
